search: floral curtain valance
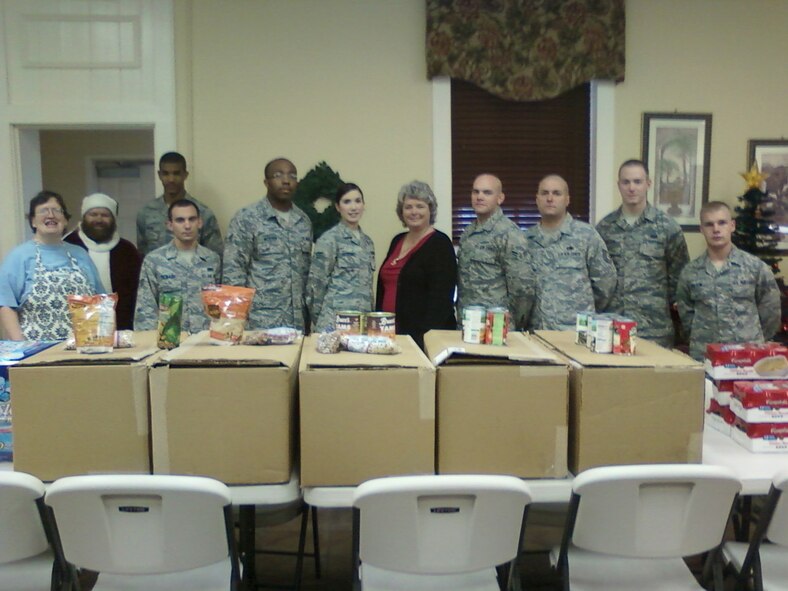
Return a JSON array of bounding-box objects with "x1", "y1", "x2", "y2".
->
[{"x1": 426, "y1": 0, "x2": 625, "y2": 101}]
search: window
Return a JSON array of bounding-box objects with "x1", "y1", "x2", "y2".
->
[{"x1": 451, "y1": 80, "x2": 590, "y2": 242}]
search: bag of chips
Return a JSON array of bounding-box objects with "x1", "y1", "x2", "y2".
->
[
  {"x1": 201, "y1": 285, "x2": 256, "y2": 345},
  {"x1": 157, "y1": 293, "x2": 183, "y2": 350},
  {"x1": 67, "y1": 293, "x2": 118, "y2": 353}
]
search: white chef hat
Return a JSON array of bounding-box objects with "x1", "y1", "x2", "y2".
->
[{"x1": 81, "y1": 193, "x2": 118, "y2": 217}]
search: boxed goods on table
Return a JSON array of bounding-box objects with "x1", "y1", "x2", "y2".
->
[
  {"x1": 425, "y1": 330, "x2": 569, "y2": 478},
  {"x1": 0, "y1": 341, "x2": 57, "y2": 462},
  {"x1": 731, "y1": 418, "x2": 788, "y2": 452},
  {"x1": 730, "y1": 381, "x2": 788, "y2": 423},
  {"x1": 149, "y1": 331, "x2": 301, "y2": 484},
  {"x1": 299, "y1": 334, "x2": 435, "y2": 486},
  {"x1": 10, "y1": 332, "x2": 160, "y2": 481},
  {"x1": 535, "y1": 330, "x2": 705, "y2": 473},
  {"x1": 706, "y1": 399, "x2": 735, "y2": 436},
  {"x1": 704, "y1": 342, "x2": 788, "y2": 380}
]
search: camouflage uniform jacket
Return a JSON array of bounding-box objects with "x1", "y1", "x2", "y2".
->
[
  {"x1": 136, "y1": 192, "x2": 224, "y2": 257},
  {"x1": 457, "y1": 208, "x2": 533, "y2": 329},
  {"x1": 133, "y1": 242, "x2": 221, "y2": 333},
  {"x1": 222, "y1": 198, "x2": 313, "y2": 331},
  {"x1": 306, "y1": 222, "x2": 375, "y2": 333},
  {"x1": 676, "y1": 246, "x2": 781, "y2": 360},
  {"x1": 524, "y1": 215, "x2": 617, "y2": 331},
  {"x1": 596, "y1": 203, "x2": 689, "y2": 346}
]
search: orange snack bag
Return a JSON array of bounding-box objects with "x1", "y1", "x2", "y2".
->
[
  {"x1": 201, "y1": 285, "x2": 256, "y2": 345},
  {"x1": 67, "y1": 293, "x2": 118, "y2": 353}
]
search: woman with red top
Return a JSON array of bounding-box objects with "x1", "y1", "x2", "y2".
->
[{"x1": 376, "y1": 180, "x2": 457, "y2": 349}]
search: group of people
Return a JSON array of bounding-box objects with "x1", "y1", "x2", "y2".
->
[{"x1": 0, "y1": 153, "x2": 781, "y2": 360}]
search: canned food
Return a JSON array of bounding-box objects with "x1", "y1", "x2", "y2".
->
[
  {"x1": 576, "y1": 312, "x2": 589, "y2": 345},
  {"x1": 366, "y1": 312, "x2": 396, "y2": 336},
  {"x1": 462, "y1": 306, "x2": 486, "y2": 344},
  {"x1": 335, "y1": 311, "x2": 364, "y2": 335},
  {"x1": 613, "y1": 318, "x2": 637, "y2": 355},
  {"x1": 484, "y1": 307, "x2": 509, "y2": 346},
  {"x1": 592, "y1": 314, "x2": 614, "y2": 354}
]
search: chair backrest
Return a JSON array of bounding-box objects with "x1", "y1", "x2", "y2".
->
[
  {"x1": 45, "y1": 474, "x2": 233, "y2": 575},
  {"x1": 766, "y1": 469, "x2": 788, "y2": 546},
  {"x1": 0, "y1": 472, "x2": 48, "y2": 564},
  {"x1": 569, "y1": 464, "x2": 740, "y2": 558},
  {"x1": 352, "y1": 474, "x2": 532, "y2": 575}
]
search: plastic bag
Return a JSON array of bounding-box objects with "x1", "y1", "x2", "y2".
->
[
  {"x1": 201, "y1": 285, "x2": 256, "y2": 345},
  {"x1": 67, "y1": 293, "x2": 118, "y2": 353}
]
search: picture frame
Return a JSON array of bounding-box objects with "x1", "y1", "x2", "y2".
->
[
  {"x1": 748, "y1": 139, "x2": 788, "y2": 229},
  {"x1": 641, "y1": 113, "x2": 712, "y2": 230}
]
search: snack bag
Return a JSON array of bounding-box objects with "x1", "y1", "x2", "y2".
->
[
  {"x1": 201, "y1": 285, "x2": 256, "y2": 345},
  {"x1": 157, "y1": 293, "x2": 183, "y2": 350},
  {"x1": 67, "y1": 293, "x2": 118, "y2": 353}
]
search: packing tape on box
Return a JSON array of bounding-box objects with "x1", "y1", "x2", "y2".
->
[
  {"x1": 554, "y1": 425, "x2": 569, "y2": 475},
  {"x1": 418, "y1": 367, "x2": 435, "y2": 420},
  {"x1": 149, "y1": 366, "x2": 170, "y2": 473},
  {"x1": 519, "y1": 365, "x2": 567, "y2": 378},
  {"x1": 131, "y1": 365, "x2": 149, "y2": 436}
]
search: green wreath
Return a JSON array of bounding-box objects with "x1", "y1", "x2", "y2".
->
[{"x1": 293, "y1": 161, "x2": 345, "y2": 241}]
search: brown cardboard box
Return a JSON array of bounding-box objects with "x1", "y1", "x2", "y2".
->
[
  {"x1": 10, "y1": 332, "x2": 160, "y2": 481},
  {"x1": 424, "y1": 330, "x2": 569, "y2": 478},
  {"x1": 149, "y1": 331, "x2": 300, "y2": 484},
  {"x1": 536, "y1": 330, "x2": 705, "y2": 473},
  {"x1": 299, "y1": 334, "x2": 435, "y2": 486}
]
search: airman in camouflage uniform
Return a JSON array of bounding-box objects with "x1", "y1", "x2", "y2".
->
[
  {"x1": 136, "y1": 152, "x2": 223, "y2": 257},
  {"x1": 676, "y1": 201, "x2": 780, "y2": 360},
  {"x1": 597, "y1": 160, "x2": 689, "y2": 347},
  {"x1": 222, "y1": 158, "x2": 313, "y2": 331},
  {"x1": 134, "y1": 200, "x2": 221, "y2": 333},
  {"x1": 457, "y1": 174, "x2": 533, "y2": 329},
  {"x1": 306, "y1": 197, "x2": 375, "y2": 332},
  {"x1": 525, "y1": 175, "x2": 616, "y2": 331}
]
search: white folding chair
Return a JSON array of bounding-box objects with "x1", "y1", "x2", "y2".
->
[
  {"x1": 0, "y1": 471, "x2": 64, "y2": 591},
  {"x1": 723, "y1": 469, "x2": 788, "y2": 591},
  {"x1": 551, "y1": 464, "x2": 741, "y2": 591},
  {"x1": 352, "y1": 474, "x2": 532, "y2": 591},
  {"x1": 44, "y1": 474, "x2": 241, "y2": 591}
]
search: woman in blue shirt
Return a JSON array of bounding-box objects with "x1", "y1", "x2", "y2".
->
[{"x1": 0, "y1": 191, "x2": 104, "y2": 340}]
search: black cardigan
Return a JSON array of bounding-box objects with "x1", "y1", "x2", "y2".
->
[{"x1": 376, "y1": 230, "x2": 457, "y2": 349}]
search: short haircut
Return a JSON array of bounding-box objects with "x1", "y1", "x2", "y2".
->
[
  {"x1": 618, "y1": 159, "x2": 649, "y2": 177},
  {"x1": 167, "y1": 198, "x2": 200, "y2": 221},
  {"x1": 474, "y1": 173, "x2": 503, "y2": 192},
  {"x1": 335, "y1": 182, "x2": 364, "y2": 205},
  {"x1": 396, "y1": 180, "x2": 437, "y2": 226},
  {"x1": 700, "y1": 200, "x2": 732, "y2": 220},
  {"x1": 28, "y1": 190, "x2": 71, "y2": 231},
  {"x1": 264, "y1": 157, "x2": 295, "y2": 179},
  {"x1": 159, "y1": 152, "x2": 187, "y2": 170},
  {"x1": 538, "y1": 174, "x2": 570, "y2": 194}
]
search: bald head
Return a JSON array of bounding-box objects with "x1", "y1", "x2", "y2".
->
[
  {"x1": 471, "y1": 174, "x2": 505, "y2": 222},
  {"x1": 536, "y1": 174, "x2": 571, "y2": 226}
]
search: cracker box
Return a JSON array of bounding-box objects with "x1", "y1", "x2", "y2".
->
[
  {"x1": 711, "y1": 379, "x2": 736, "y2": 405},
  {"x1": 425, "y1": 330, "x2": 569, "y2": 478},
  {"x1": 706, "y1": 399, "x2": 734, "y2": 436},
  {"x1": 731, "y1": 417, "x2": 788, "y2": 452},
  {"x1": 730, "y1": 381, "x2": 788, "y2": 423},
  {"x1": 705, "y1": 342, "x2": 788, "y2": 380}
]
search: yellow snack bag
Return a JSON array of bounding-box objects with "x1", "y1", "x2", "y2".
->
[{"x1": 67, "y1": 293, "x2": 118, "y2": 353}]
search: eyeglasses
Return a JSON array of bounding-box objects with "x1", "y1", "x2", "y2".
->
[
  {"x1": 35, "y1": 207, "x2": 65, "y2": 217},
  {"x1": 268, "y1": 172, "x2": 298, "y2": 181}
]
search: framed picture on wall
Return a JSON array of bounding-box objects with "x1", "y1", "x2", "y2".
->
[
  {"x1": 642, "y1": 113, "x2": 712, "y2": 230},
  {"x1": 748, "y1": 139, "x2": 788, "y2": 229}
]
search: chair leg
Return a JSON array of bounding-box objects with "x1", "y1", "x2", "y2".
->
[
  {"x1": 310, "y1": 506, "x2": 321, "y2": 578},
  {"x1": 293, "y1": 504, "x2": 309, "y2": 591},
  {"x1": 238, "y1": 505, "x2": 257, "y2": 589}
]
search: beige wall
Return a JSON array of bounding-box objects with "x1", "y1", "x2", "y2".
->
[
  {"x1": 40, "y1": 129, "x2": 154, "y2": 224},
  {"x1": 613, "y1": 0, "x2": 788, "y2": 260},
  {"x1": 176, "y1": 0, "x2": 433, "y2": 262},
  {"x1": 175, "y1": 0, "x2": 788, "y2": 267}
]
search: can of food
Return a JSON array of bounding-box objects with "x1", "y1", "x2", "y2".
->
[
  {"x1": 462, "y1": 306, "x2": 486, "y2": 344},
  {"x1": 613, "y1": 318, "x2": 637, "y2": 355},
  {"x1": 335, "y1": 311, "x2": 364, "y2": 335},
  {"x1": 484, "y1": 307, "x2": 509, "y2": 346},
  {"x1": 576, "y1": 312, "x2": 590, "y2": 345},
  {"x1": 592, "y1": 315, "x2": 614, "y2": 354},
  {"x1": 157, "y1": 293, "x2": 183, "y2": 350},
  {"x1": 366, "y1": 312, "x2": 396, "y2": 336}
]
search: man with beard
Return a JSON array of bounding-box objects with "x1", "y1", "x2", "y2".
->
[{"x1": 65, "y1": 193, "x2": 142, "y2": 329}]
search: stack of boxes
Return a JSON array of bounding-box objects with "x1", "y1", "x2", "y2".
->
[{"x1": 705, "y1": 343, "x2": 788, "y2": 452}]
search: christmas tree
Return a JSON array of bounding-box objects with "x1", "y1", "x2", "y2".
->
[{"x1": 733, "y1": 163, "x2": 787, "y2": 340}]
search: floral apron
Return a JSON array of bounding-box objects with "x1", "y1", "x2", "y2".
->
[{"x1": 18, "y1": 246, "x2": 93, "y2": 340}]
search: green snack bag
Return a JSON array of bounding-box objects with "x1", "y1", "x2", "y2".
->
[{"x1": 157, "y1": 293, "x2": 183, "y2": 349}]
